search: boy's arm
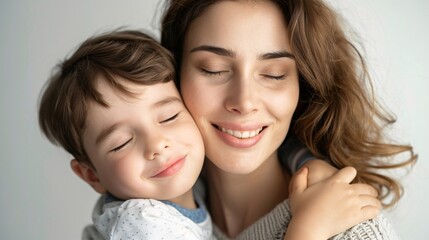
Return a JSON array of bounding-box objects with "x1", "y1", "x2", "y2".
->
[
  {"x1": 278, "y1": 134, "x2": 316, "y2": 172},
  {"x1": 278, "y1": 134, "x2": 338, "y2": 186},
  {"x1": 284, "y1": 167, "x2": 381, "y2": 240}
]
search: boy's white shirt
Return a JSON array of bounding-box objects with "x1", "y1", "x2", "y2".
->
[{"x1": 92, "y1": 196, "x2": 213, "y2": 240}]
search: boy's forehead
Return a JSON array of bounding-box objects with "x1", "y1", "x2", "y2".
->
[
  {"x1": 92, "y1": 75, "x2": 179, "y2": 106},
  {"x1": 92, "y1": 75, "x2": 145, "y2": 103},
  {"x1": 94, "y1": 74, "x2": 175, "y2": 95}
]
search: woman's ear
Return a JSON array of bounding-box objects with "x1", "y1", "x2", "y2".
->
[{"x1": 70, "y1": 159, "x2": 107, "y2": 194}]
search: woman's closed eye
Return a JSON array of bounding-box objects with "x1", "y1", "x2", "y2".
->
[
  {"x1": 261, "y1": 74, "x2": 286, "y2": 81},
  {"x1": 110, "y1": 138, "x2": 133, "y2": 152},
  {"x1": 199, "y1": 68, "x2": 228, "y2": 76}
]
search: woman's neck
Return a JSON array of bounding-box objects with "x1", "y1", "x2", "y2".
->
[{"x1": 205, "y1": 153, "x2": 290, "y2": 238}]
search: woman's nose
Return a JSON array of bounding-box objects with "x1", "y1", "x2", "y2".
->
[{"x1": 225, "y1": 74, "x2": 258, "y2": 115}]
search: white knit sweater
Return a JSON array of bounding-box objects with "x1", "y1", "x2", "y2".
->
[{"x1": 209, "y1": 198, "x2": 399, "y2": 240}]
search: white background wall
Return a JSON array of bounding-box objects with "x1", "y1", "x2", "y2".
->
[{"x1": 1, "y1": 0, "x2": 427, "y2": 239}]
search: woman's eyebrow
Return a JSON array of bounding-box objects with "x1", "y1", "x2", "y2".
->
[
  {"x1": 190, "y1": 45, "x2": 235, "y2": 57},
  {"x1": 259, "y1": 51, "x2": 295, "y2": 60},
  {"x1": 190, "y1": 45, "x2": 294, "y2": 60}
]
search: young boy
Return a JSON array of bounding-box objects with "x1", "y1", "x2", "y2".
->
[{"x1": 38, "y1": 30, "x2": 211, "y2": 239}]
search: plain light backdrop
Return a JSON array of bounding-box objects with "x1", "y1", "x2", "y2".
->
[{"x1": 1, "y1": 0, "x2": 428, "y2": 239}]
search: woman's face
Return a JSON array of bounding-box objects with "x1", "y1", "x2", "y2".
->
[{"x1": 180, "y1": 0, "x2": 299, "y2": 174}]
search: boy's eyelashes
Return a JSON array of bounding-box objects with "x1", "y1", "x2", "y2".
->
[
  {"x1": 160, "y1": 112, "x2": 180, "y2": 123},
  {"x1": 110, "y1": 138, "x2": 133, "y2": 152}
]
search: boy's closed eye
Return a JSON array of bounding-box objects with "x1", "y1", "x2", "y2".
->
[
  {"x1": 160, "y1": 112, "x2": 180, "y2": 124},
  {"x1": 108, "y1": 112, "x2": 180, "y2": 153},
  {"x1": 110, "y1": 138, "x2": 133, "y2": 152}
]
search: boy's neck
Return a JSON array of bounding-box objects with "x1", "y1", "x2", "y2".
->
[
  {"x1": 106, "y1": 189, "x2": 197, "y2": 209},
  {"x1": 167, "y1": 189, "x2": 197, "y2": 209},
  {"x1": 205, "y1": 153, "x2": 290, "y2": 238}
]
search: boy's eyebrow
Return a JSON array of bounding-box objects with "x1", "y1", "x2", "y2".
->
[
  {"x1": 189, "y1": 45, "x2": 294, "y2": 60},
  {"x1": 95, "y1": 123, "x2": 121, "y2": 146},
  {"x1": 152, "y1": 96, "x2": 182, "y2": 108}
]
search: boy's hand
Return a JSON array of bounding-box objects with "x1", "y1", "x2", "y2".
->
[
  {"x1": 285, "y1": 167, "x2": 381, "y2": 240},
  {"x1": 300, "y1": 159, "x2": 338, "y2": 187}
]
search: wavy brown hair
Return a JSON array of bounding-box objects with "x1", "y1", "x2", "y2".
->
[
  {"x1": 38, "y1": 30, "x2": 174, "y2": 165},
  {"x1": 160, "y1": 0, "x2": 416, "y2": 207}
]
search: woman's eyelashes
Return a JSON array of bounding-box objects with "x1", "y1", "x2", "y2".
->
[
  {"x1": 199, "y1": 68, "x2": 228, "y2": 76},
  {"x1": 200, "y1": 68, "x2": 287, "y2": 81},
  {"x1": 261, "y1": 74, "x2": 286, "y2": 80},
  {"x1": 198, "y1": 64, "x2": 287, "y2": 81}
]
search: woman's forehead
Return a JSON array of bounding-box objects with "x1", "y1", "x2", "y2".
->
[{"x1": 184, "y1": 0, "x2": 291, "y2": 55}]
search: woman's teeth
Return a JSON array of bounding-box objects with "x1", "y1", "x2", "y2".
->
[{"x1": 220, "y1": 127, "x2": 263, "y2": 139}]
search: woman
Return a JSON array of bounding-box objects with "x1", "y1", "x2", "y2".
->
[{"x1": 160, "y1": 0, "x2": 416, "y2": 239}]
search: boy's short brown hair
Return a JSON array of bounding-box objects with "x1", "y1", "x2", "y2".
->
[{"x1": 38, "y1": 30, "x2": 175, "y2": 164}]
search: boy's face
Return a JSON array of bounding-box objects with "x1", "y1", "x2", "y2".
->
[{"x1": 82, "y1": 76, "x2": 204, "y2": 201}]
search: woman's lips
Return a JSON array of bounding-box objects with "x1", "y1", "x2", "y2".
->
[
  {"x1": 214, "y1": 124, "x2": 266, "y2": 148},
  {"x1": 151, "y1": 156, "x2": 186, "y2": 178}
]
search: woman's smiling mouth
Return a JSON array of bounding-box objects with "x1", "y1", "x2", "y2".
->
[
  {"x1": 213, "y1": 124, "x2": 267, "y2": 148},
  {"x1": 218, "y1": 126, "x2": 264, "y2": 139}
]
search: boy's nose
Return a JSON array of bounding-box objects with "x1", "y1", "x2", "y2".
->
[{"x1": 144, "y1": 132, "x2": 170, "y2": 160}]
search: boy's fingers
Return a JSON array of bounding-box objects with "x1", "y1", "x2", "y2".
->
[
  {"x1": 290, "y1": 167, "x2": 308, "y2": 194},
  {"x1": 361, "y1": 203, "x2": 381, "y2": 220},
  {"x1": 359, "y1": 195, "x2": 382, "y2": 210},
  {"x1": 330, "y1": 166, "x2": 357, "y2": 183},
  {"x1": 352, "y1": 184, "x2": 379, "y2": 197}
]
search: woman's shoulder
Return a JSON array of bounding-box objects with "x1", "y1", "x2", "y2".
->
[
  {"x1": 331, "y1": 213, "x2": 400, "y2": 240},
  {"x1": 210, "y1": 197, "x2": 399, "y2": 240}
]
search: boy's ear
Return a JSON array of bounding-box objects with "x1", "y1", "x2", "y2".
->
[{"x1": 70, "y1": 159, "x2": 107, "y2": 194}]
